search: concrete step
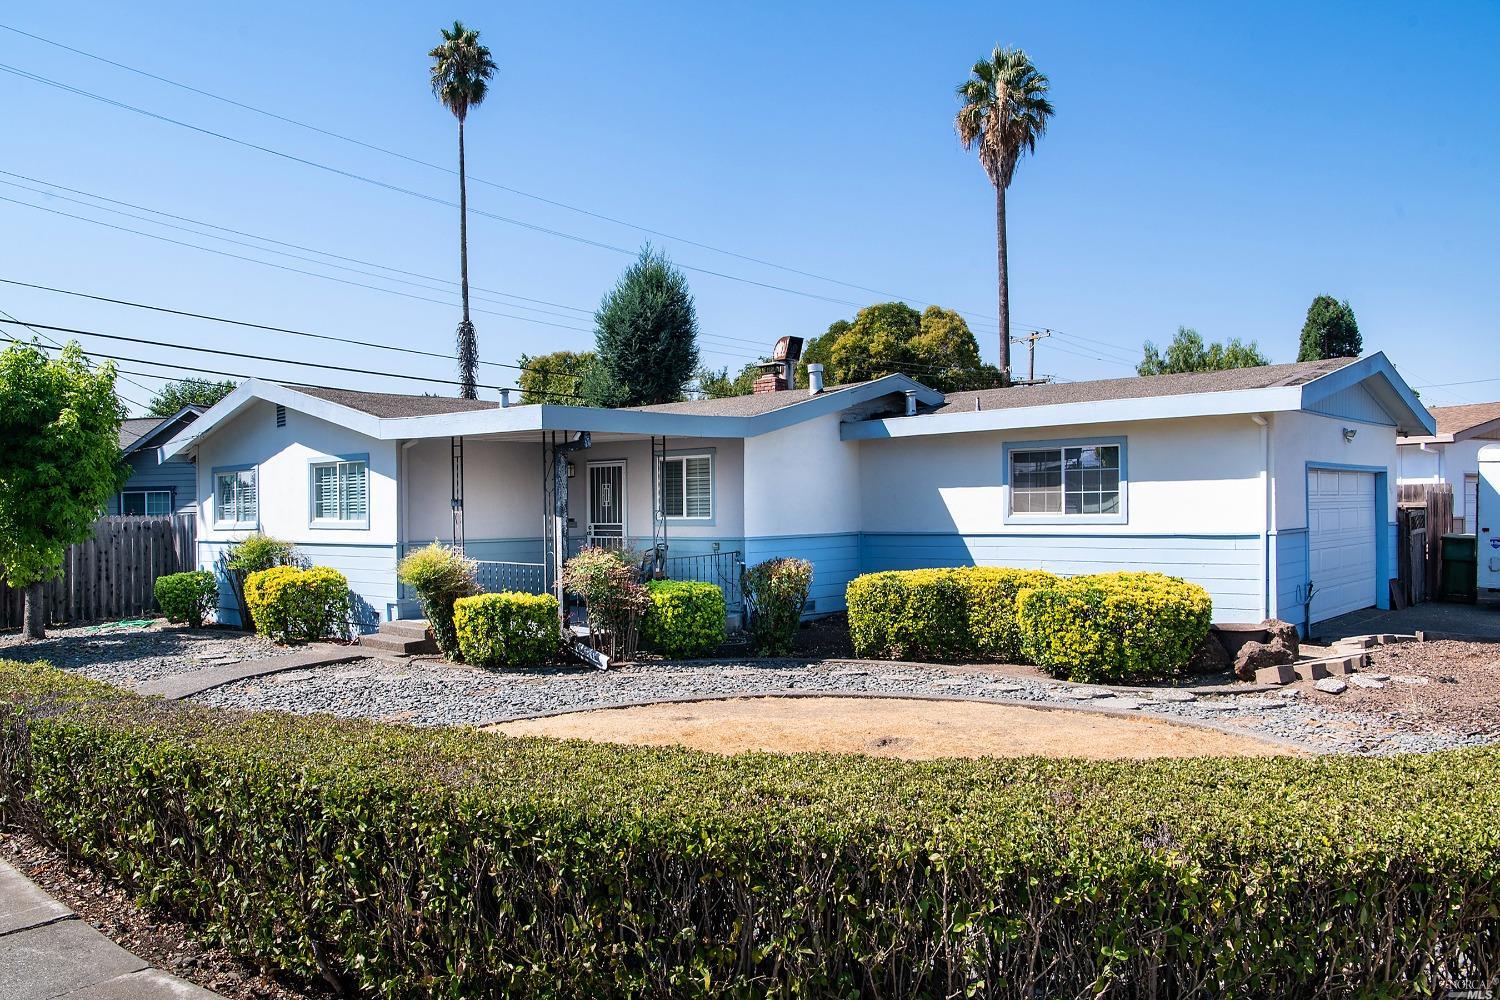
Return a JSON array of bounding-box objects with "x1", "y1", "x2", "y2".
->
[
  {"x1": 381, "y1": 618, "x2": 432, "y2": 640},
  {"x1": 359, "y1": 632, "x2": 437, "y2": 656}
]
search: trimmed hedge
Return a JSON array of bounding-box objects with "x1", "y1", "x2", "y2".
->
[
  {"x1": 1017, "y1": 571, "x2": 1214, "y2": 683},
  {"x1": 453, "y1": 591, "x2": 560, "y2": 668},
  {"x1": 846, "y1": 567, "x2": 1058, "y2": 662},
  {"x1": 641, "y1": 580, "x2": 726, "y2": 658},
  {"x1": 242, "y1": 565, "x2": 350, "y2": 644},
  {"x1": 2, "y1": 660, "x2": 1497, "y2": 998},
  {"x1": 153, "y1": 570, "x2": 217, "y2": 628}
]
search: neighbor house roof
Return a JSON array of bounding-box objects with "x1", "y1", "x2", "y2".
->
[
  {"x1": 1401, "y1": 401, "x2": 1500, "y2": 443},
  {"x1": 626, "y1": 381, "x2": 874, "y2": 417},
  {"x1": 118, "y1": 405, "x2": 206, "y2": 455},
  {"x1": 118, "y1": 417, "x2": 164, "y2": 450}
]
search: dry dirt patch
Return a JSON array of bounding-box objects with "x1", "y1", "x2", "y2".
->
[{"x1": 491, "y1": 696, "x2": 1291, "y2": 760}]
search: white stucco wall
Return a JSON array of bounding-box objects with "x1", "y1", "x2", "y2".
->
[
  {"x1": 856, "y1": 415, "x2": 1266, "y2": 536},
  {"x1": 743, "y1": 413, "x2": 862, "y2": 538},
  {"x1": 1271, "y1": 410, "x2": 1398, "y2": 531},
  {"x1": 1397, "y1": 437, "x2": 1493, "y2": 525},
  {"x1": 404, "y1": 437, "x2": 543, "y2": 544},
  {"x1": 565, "y1": 437, "x2": 745, "y2": 544},
  {"x1": 195, "y1": 399, "x2": 398, "y2": 546}
]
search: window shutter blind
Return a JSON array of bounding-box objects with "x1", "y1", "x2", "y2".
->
[
  {"x1": 661, "y1": 459, "x2": 684, "y2": 517},
  {"x1": 684, "y1": 456, "x2": 712, "y2": 518}
]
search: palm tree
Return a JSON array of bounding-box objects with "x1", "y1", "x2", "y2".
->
[
  {"x1": 955, "y1": 46, "x2": 1053, "y2": 383},
  {"x1": 429, "y1": 21, "x2": 497, "y2": 399}
]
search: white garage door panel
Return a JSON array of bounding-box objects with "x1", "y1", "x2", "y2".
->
[{"x1": 1308, "y1": 469, "x2": 1377, "y2": 623}]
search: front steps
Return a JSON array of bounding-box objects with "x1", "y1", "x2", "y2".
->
[{"x1": 359, "y1": 618, "x2": 438, "y2": 656}]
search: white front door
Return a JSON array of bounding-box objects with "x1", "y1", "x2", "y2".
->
[
  {"x1": 587, "y1": 461, "x2": 626, "y2": 543},
  {"x1": 1307, "y1": 468, "x2": 1378, "y2": 623}
]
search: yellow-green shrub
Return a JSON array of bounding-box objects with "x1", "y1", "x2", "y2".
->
[
  {"x1": 641, "y1": 580, "x2": 726, "y2": 658},
  {"x1": 397, "y1": 543, "x2": 478, "y2": 660},
  {"x1": 845, "y1": 567, "x2": 1059, "y2": 662},
  {"x1": 742, "y1": 557, "x2": 812, "y2": 656},
  {"x1": 152, "y1": 570, "x2": 218, "y2": 628},
  {"x1": 3, "y1": 658, "x2": 1497, "y2": 998},
  {"x1": 453, "y1": 592, "x2": 560, "y2": 668},
  {"x1": 242, "y1": 565, "x2": 350, "y2": 644},
  {"x1": 1016, "y1": 571, "x2": 1213, "y2": 683}
]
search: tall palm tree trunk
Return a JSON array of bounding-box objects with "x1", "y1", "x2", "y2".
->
[
  {"x1": 456, "y1": 116, "x2": 478, "y2": 399},
  {"x1": 995, "y1": 180, "x2": 1011, "y2": 382}
]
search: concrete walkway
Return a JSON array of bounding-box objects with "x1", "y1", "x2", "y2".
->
[
  {"x1": 136, "y1": 643, "x2": 365, "y2": 700},
  {"x1": 0, "y1": 860, "x2": 220, "y2": 999}
]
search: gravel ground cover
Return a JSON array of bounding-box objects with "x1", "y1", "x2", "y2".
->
[
  {"x1": 0, "y1": 621, "x2": 280, "y2": 687},
  {"x1": 191, "y1": 652, "x2": 1492, "y2": 756}
]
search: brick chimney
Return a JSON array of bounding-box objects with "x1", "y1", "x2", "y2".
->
[{"x1": 753, "y1": 372, "x2": 787, "y2": 394}]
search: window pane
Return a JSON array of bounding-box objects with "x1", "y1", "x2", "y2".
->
[
  {"x1": 121, "y1": 493, "x2": 145, "y2": 515},
  {"x1": 314, "y1": 465, "x2": 338, "y2": 520},
  {"x1": 239, "y1": 470, "x2": 256, "y2": 522},
  {"x1": 1101, "y1": 493, "x2": 1120, "y2": 514},
  {"x1": 1099, "y1": 445, "x2": 1120, "y2": 470},
  {"x1": 146, "y1": 492, "x2": 172, "y2": 516},
  {"x1": 342, "y1": 462, "x2": 367, "y2": 520},
  {"x1": 1065, "y1": 491, "x2": 1082, "y2": 515},
  {"x1": 684, "y1": 456, "x2": 711, "y2": 518},
  {"x1": 661, "y1": 459, "x2": 684, "y2": 518}
]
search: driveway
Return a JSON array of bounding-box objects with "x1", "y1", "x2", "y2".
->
[{"x1": 1312, "y1": 600, "x2": 1500, "y2": 642}]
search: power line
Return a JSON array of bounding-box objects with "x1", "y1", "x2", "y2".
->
[
  {"x1": 0, "y1": 305, "x2": 152, "y2": 409},
  {"x1": 0, "y1": 22, "x2": 1029, "y2": 328}
]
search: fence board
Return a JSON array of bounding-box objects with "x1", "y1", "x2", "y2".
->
[{"x1": 0, "y1": 513, "x2": 197, "y2": 629}]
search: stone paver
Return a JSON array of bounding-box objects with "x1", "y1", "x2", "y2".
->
[
  {"x1": 0, "y1": 861, "x2": 222, "y2": 999},
  {"x1": 136, "y1": 643, "x2": 365, "y2": 700}
]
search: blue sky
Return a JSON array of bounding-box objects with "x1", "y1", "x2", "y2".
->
[{"x1": 1, "y1": 1, "x2": 1496, "y2": 413}]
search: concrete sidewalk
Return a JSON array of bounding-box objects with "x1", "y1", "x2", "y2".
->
[{"x1": 0, "y1": 860, "x2": 221, "y2": 999}]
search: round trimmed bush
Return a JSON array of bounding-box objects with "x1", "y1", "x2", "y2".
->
[
  {"x1": 1016, "y1": 571, "x2": 1213, "y2": 683},
  {"x1": 452, "y1": 591, "x2": 560, "y2": 668},
  {"x1": 243, "y1": 565, "x2": 350, "y2": 644},
  {"x1": 641, "y1": 580, "x2": 726, "y2": 658},
  {"x1": 846, "y1": 567, "x2": 1059, "y2": 662},
  {"x1": 153, "y1": 570, "x2": 218, "y2": 628}
]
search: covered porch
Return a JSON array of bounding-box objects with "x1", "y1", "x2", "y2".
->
[{"x1": 395, "y1": 430, "x2": 747, "y2": 618}]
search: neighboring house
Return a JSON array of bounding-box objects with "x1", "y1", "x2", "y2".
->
[
  {"x1": 161, "y1": 354, "x2": 1431, "y2": 635},
  {"x1": 1396, "y1": 402, "x2": 1500, "y2": 533},
  {"x1": 109, "y1": 405, "x2": 205, "y2": 516}
]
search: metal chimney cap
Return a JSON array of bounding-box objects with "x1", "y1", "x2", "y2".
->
[
  {"x1": 499, "y1": 388, "x2": 511, "y2": 407},
  {"x1": 807, "y1": 363, "x2": 825, "y2": 396}
]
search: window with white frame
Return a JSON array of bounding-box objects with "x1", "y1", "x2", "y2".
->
[
  {"x1": 120, "y1": 490, "x2": 172, "y2": 516},
  {"x1": 311, "y1": 459, "x2": 368, "y2": 524},
  {"x1": 214, "y1": 468, "x2": 257, "y2": 526},
  {"x1": 659, "y1": 454, "x2": 712, "y2": 519},
  {"x1": 1010, "y1": 443, "x2": 1121, "y2": 515}
]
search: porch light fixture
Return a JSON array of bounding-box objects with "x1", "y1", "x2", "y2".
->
[
  {"x1": 1342, "y1": 427, "x2": 1358, "y2": 443},
  {"x1": 567, "y1": 461, "x2": 576, "y2": 478}
]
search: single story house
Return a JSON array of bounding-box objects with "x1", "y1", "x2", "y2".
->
[
  {"x1": 1397, "y1": 401, "x2": 1500, "y2": 533},
  {"x1": 110, "y1": 405, "x2": 204, "y2": 516},
  {"x1": 159, "y1": 353, "x2": 1432, "y2": 635}
]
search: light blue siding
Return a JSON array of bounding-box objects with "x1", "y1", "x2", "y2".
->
[
  {"x1": 1306, "y1": 383, "x2": 1395, "y2": 426},
  {"x1": 109, "y1": 453, "x2": 198, "y2": 515},
  {"x1": 745, "y1": 533, "x2": 861, "y2": 615},
  {"x1": 1273, "y1": 528, "x2": 1309, "y2": 629},
  {"x1": 199, "y1": 540, "x2": 398, "y2": 632},
  {"x1": 859, "y1": 532, "x2": 1265, "y2": 623}
]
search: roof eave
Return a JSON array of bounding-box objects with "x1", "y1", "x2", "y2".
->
[{"x1": 1298, "y1": 352, "x2": 1436, "y2": 436}]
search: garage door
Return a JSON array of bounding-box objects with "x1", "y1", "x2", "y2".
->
[{"x1": 1307, "y1": 469, "x2": 1377, "y2": 622}]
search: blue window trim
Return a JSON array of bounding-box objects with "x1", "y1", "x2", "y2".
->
[
  {"x1": 307, "y1": 452, "x2": 371, "y2": 530},
  {"x1": 210, "y1": 463, "x2": 259, "y2": 529},
  {"x1": 1001, "y1": 436, "x2": 1129, "y2": 526},
  {"x1": 1303, "y1": 461, "x2": 1391, "y2": 614},
  {"x1": 659, "y1": 446, "x2": 716, "y2": 527}
]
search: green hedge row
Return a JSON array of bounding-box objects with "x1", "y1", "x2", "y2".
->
[
  {"x1": 846, "y1": 567, "x2": 1058, "y2": 662},
  {"x1": 453, "y1": 591, "x2": 561, "y2": 668},
  {"x1": 3, "y1": 660, "x2": 1496, "y2": 998},
  {"x1": 641, "y1": 580, "x2": 726, "y2": 658}
]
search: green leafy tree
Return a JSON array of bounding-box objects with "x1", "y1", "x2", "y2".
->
[
  {"x1": 795, "y1": 319, "x2": 846, "y2": 388},
  {"x1": 1297, "y1": 295, "x2": 1362, "y2": 361},
  {"x1": 517, "y1": 350, "x2": 595, "y2": 405},
  {"x1": 147, "y1": 377, "x2": 236, "y2": 416},
  {"x1": 806, "y1": 303, "x2": 1003, "y2": 393},
  {"x1": 956, "y1": 46, "x2": 1054, "y2": 382},
  {"x1": 586, "y1": 247, "x2": 700, "y2": 407},
  {"x1": 696, "y1": 362, "x2": 763, "y2": 399},
  {"x1": 429, "y1": 21, "x2": 497, "y2": 399},
  {"x1": 0, "y1": 343, "x2": 126, "y2": 638},
  {"x1": 1138, "y1": 327, "x2": 1270, "y2": 376}
]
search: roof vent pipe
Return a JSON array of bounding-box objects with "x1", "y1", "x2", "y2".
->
[
  {"x1": 500, "y1": 388, "x2": 511, "y2": 408},
  {"x1": 807, "y1": 363, "x2": 825, "y2": 396},
  {"x1": 904, "y1": 389, "x2": 918, "y2": 417}
]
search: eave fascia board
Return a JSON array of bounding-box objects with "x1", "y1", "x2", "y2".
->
[
  {"x1": 840, "y1": 386, "x2": 1305, "y2": 441},
  {"x1": 159, "y1": 379, "x2": 384, "y2": 459},
  {"x1": 1299, "y1": 352, "x2": 1436, "y2": 436}
]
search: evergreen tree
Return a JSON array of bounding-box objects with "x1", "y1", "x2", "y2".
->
[
  {"x1": 587, "y1": 247, "x2": 700, "y2": 407},
  {"x1": 1297, "y1": 295, "x2": 1362, "y2": 361}
]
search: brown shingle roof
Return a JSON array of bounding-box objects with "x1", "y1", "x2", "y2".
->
[
  {"x1": 927, "y1": 358, "x2": 1355, "y2": 415},
  {"x1": 118, "y1": 416, "x2": 162, "y2": 449},
  {"x1": 1423, "y1": 402, "x2": 1500, "y2": 438},
  {"x1": 292, "y1": 386, "x2": 501, "y2": 418}
]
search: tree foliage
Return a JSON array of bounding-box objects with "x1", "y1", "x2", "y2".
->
[
  {"x1": 147, "y1": 377, "x2": 236, "y2": 416},
  {"x1": 517, "y1": 350, "x2": 596, "y2": 405},
  {"x1": 1138, "y1": 327, "x2": 1270, "y2": 376},
  {"x1": 696, "y1": 362, "x2": 763, "y2": 399},
  {"x1": 799, "y1": 304, "x2": 1003, "y2": 393},
  {"x1": 0, "y1": 343, "x2": 126, "y2": 636},
  {"x1": 1297, "y1": 295, "x2": 1362, "y2": 361},
  {"x1": 586, "y1": 247, "x2": 700, "y2": 407}
]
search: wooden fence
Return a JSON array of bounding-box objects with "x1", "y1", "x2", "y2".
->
[{"x1": 0, "y1": 514, "x2": 197, "y2": 629}]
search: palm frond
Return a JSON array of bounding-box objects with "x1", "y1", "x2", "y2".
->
[{"x1": 953, "y1": 45, "x2": 1053, "y2": 188}]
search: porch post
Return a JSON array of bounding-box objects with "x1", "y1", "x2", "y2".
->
[
  {"x1": 650, "y1": 435, "x2": 668, "y2": 577},
  {"x1": 450, "y1": 435, "x2": 465, "y2": 553}
]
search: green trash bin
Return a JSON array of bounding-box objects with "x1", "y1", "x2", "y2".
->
[{"x1": 1440, "y1": 533, "x2": 1477, "y2": 603}]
